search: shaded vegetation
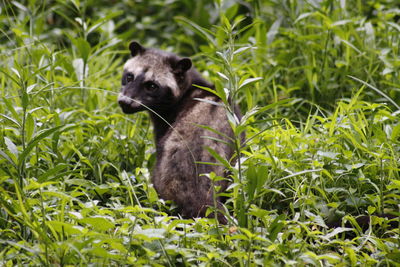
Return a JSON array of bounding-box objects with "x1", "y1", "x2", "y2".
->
[{"x1": 0, "y1": 0, "x2": 399, "y2": 265}]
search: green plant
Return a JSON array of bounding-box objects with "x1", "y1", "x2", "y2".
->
[{"x1": 1, "y1": 0, "x2": 399, "y2": 265}]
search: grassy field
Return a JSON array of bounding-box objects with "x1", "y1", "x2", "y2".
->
[{"x1": 1, "y1": 0, "x2": 399, "y2": 266}]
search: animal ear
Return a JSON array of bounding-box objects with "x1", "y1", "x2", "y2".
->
[
  {"x1": 129, "y1": 41, "x2": 145, "y2": 57},
  {"x1": 174, "y1": 58, "x2": 192, "y2": 73}
]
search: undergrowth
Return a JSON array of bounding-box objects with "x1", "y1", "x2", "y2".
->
[{"x1": 1, "y1": 0, "x2": 399, "y2": 266}]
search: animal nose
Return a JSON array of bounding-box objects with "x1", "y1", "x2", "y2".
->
[{"x1": 118, "y1": 93, "x2": 133, "y2": 105}]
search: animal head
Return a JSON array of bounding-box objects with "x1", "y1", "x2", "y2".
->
[{"x1": 118, "y1": 42, "x2": 193, "y2": 114}]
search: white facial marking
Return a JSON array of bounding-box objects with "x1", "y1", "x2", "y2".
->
[
  {"x1": 123, "y1": 54, "x2": 180, "y2": 97},
  {"x1": 118, "y1": 92, "x2": 142, "y2": 108}
]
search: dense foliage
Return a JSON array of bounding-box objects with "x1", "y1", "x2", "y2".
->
[{"x1": 1, "y1": 0, "x2": 399, "y2": 265}]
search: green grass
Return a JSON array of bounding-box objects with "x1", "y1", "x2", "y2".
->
[{"x1": 1, "y1": 0, "x2": 399, "y2": 266}]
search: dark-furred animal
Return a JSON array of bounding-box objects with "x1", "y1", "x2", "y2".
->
[{"x1": 118, "y1": 42, "x2": 238, "y2": 223}]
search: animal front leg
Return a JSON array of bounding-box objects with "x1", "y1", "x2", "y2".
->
[
  {"x1": 179, "y1": 185, "x2": 228, "y2": 224},
  {"x1": 155, "y1": 176, "x2": 227, "y2": 223}
]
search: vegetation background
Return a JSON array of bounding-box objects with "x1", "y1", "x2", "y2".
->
[{"x1": 0, "y1": 0, "x2": 399, "y2": 265}]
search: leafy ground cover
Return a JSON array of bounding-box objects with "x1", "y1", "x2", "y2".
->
[{"x1": 1, "y1": 0, "x2": 399, "y2": 265}]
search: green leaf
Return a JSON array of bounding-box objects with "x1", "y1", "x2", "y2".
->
[
  {"x1": 87, "y1": 11, "x2": 123, "y2": 35},
  {"x1": 246, "y1": 163, "x2": 257, "y2": 200},
  {"x1": 367, "y1": 206, "x2": 376, "y2": 215},
  {"x1": 133, "y1": 228, "x2": 166, "y2": 240},
  {"x1": 80, "y1": 217, "x2": 115, "y2": 232},
  {"x1": 0, "y1": 113, "x2": 21, "y2": 127},
  {"x1": 225, "y1": 3, "x2": 239, "y2": 20},
  {"x1": 193, "y1": 97, "x2": 224, "y2": 107},
  {"x1": 317, "y1": 151, "x2": 339, "y2": 160},
  {"x1": 348, "y1": 75, "x2": 400, "y2": 111},
  {"x1": 21, "y1": 90, "x2": 29, "y2": 109},
  {"x1": 175, "y1": 16, "x2": 215, "y2": 46},
  {"x1": 387, "y1": 252, "x2": 400, "y2": 262},
  {"x1": 38, "y1": 163, "x2": 69, "y2": 182},
  {"x1": 233, "y1": 46, "x2": 250, "y2": 56},
  {"x1": 268, "y1": 214, "x2": 285, "y2": 241},
  {"x1": 18, "y1": 125, "x2": 64, "y2": 171},
  {"x1": 238, "y1": 77, "x2": 263, "y2": 89},
  {"x1": 73, "y1": 38, "x2": 91, "y2": 63},
  {"x1": 25, "y1": 113, "x2": 34, "y2": 142},
  {"x1": 204, "y1": 146, "x2": 231, "y2": 169},
  {"x1": 256, "y1": 165, "x2": 269, "y2": 192},
  {"x1": 0, "y1": 149, "x2": 17, "y2": 169},
  {"x1": 46, "y1": 221, "x2": 83, "y2": 235},
  {"x1": 194, "y1": 123, "x2": 233, "y2": 142},
  {"x1": 0, "y1": 68, "x2": 20, "y2": 86},
  {"x1": 267, "y1": 18, "x2": 282, "y2": 44},
  {"x1": 26, "y1": 83, "x2": 37, "y2": 94},
  {"x1": 294, "y1": 12, "x2": 314, "y2": 24},
  {"x1": 391, "y1": 123, "x2": 400, "y2": 141},
  {"x1": 4, "y1": 137, "x2": 18, "y2": 158},
  {"x1": 322, "y1": 227, "x2": 353, "y2": 240}
]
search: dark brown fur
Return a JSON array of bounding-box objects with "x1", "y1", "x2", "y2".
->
[{"x1": 118, "y1": 42, "x2": 238, "y2": 223}]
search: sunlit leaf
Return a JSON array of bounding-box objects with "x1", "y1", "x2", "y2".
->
[{"x1": 80, "y1": 217, "x2": 115, "y2": 232}]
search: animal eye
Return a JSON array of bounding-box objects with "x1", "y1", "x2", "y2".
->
[
  {"x1": 126, "y1": 73, "x2": 134, "y2": 83},
  {"x1": 145, "y1": 82, "x2": 159, "y2": 91}
]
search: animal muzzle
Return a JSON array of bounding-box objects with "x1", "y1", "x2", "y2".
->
[
  {"x1": 118, "y1": 93, "x2": 143, "y2": 114},
  {"x1": 118, "y1": 93, "x2": 133, "y2": 106}
]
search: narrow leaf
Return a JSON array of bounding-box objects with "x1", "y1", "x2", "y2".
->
[
  {"x1": 38, "y1": 164, "x2": 69, "y2": 182},
  {"x1": 193, "y1": 98, "x2": 224, "y2": 107},
  {"x1": 217, "y1": 72, "x2": 229, "y2": 81},
  {"x1": 80, "y1": 217, "x2": 115, "y2": 232},
  {"x1": 348, "y1": 75, "x2": 400, "y2": 111},
  {"x1": 323, "y1": 227, "x2": 353, "y2": 240},
  {"x1": 0, "y1": 149, "x2": 17, "y2": 168},
  {"x1": 4, "y1": 137, "x2": 18, "y2": 157},
  {"x1": 175, "y1": 16, "x2": 215, "y2": 46},
  {"x1": 18, "y1": 125, "x2": 64, "y2": 171},
  {"x1": 239, "y1": 77, "x2": 263, "y2": 89},
  {"x1": 205, "y1": 146, "x2": 231, "y2": 169}
]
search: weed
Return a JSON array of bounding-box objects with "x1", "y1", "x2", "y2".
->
[{"x1": 0, "y1": 0, "x2": 399, "y2": 265}]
